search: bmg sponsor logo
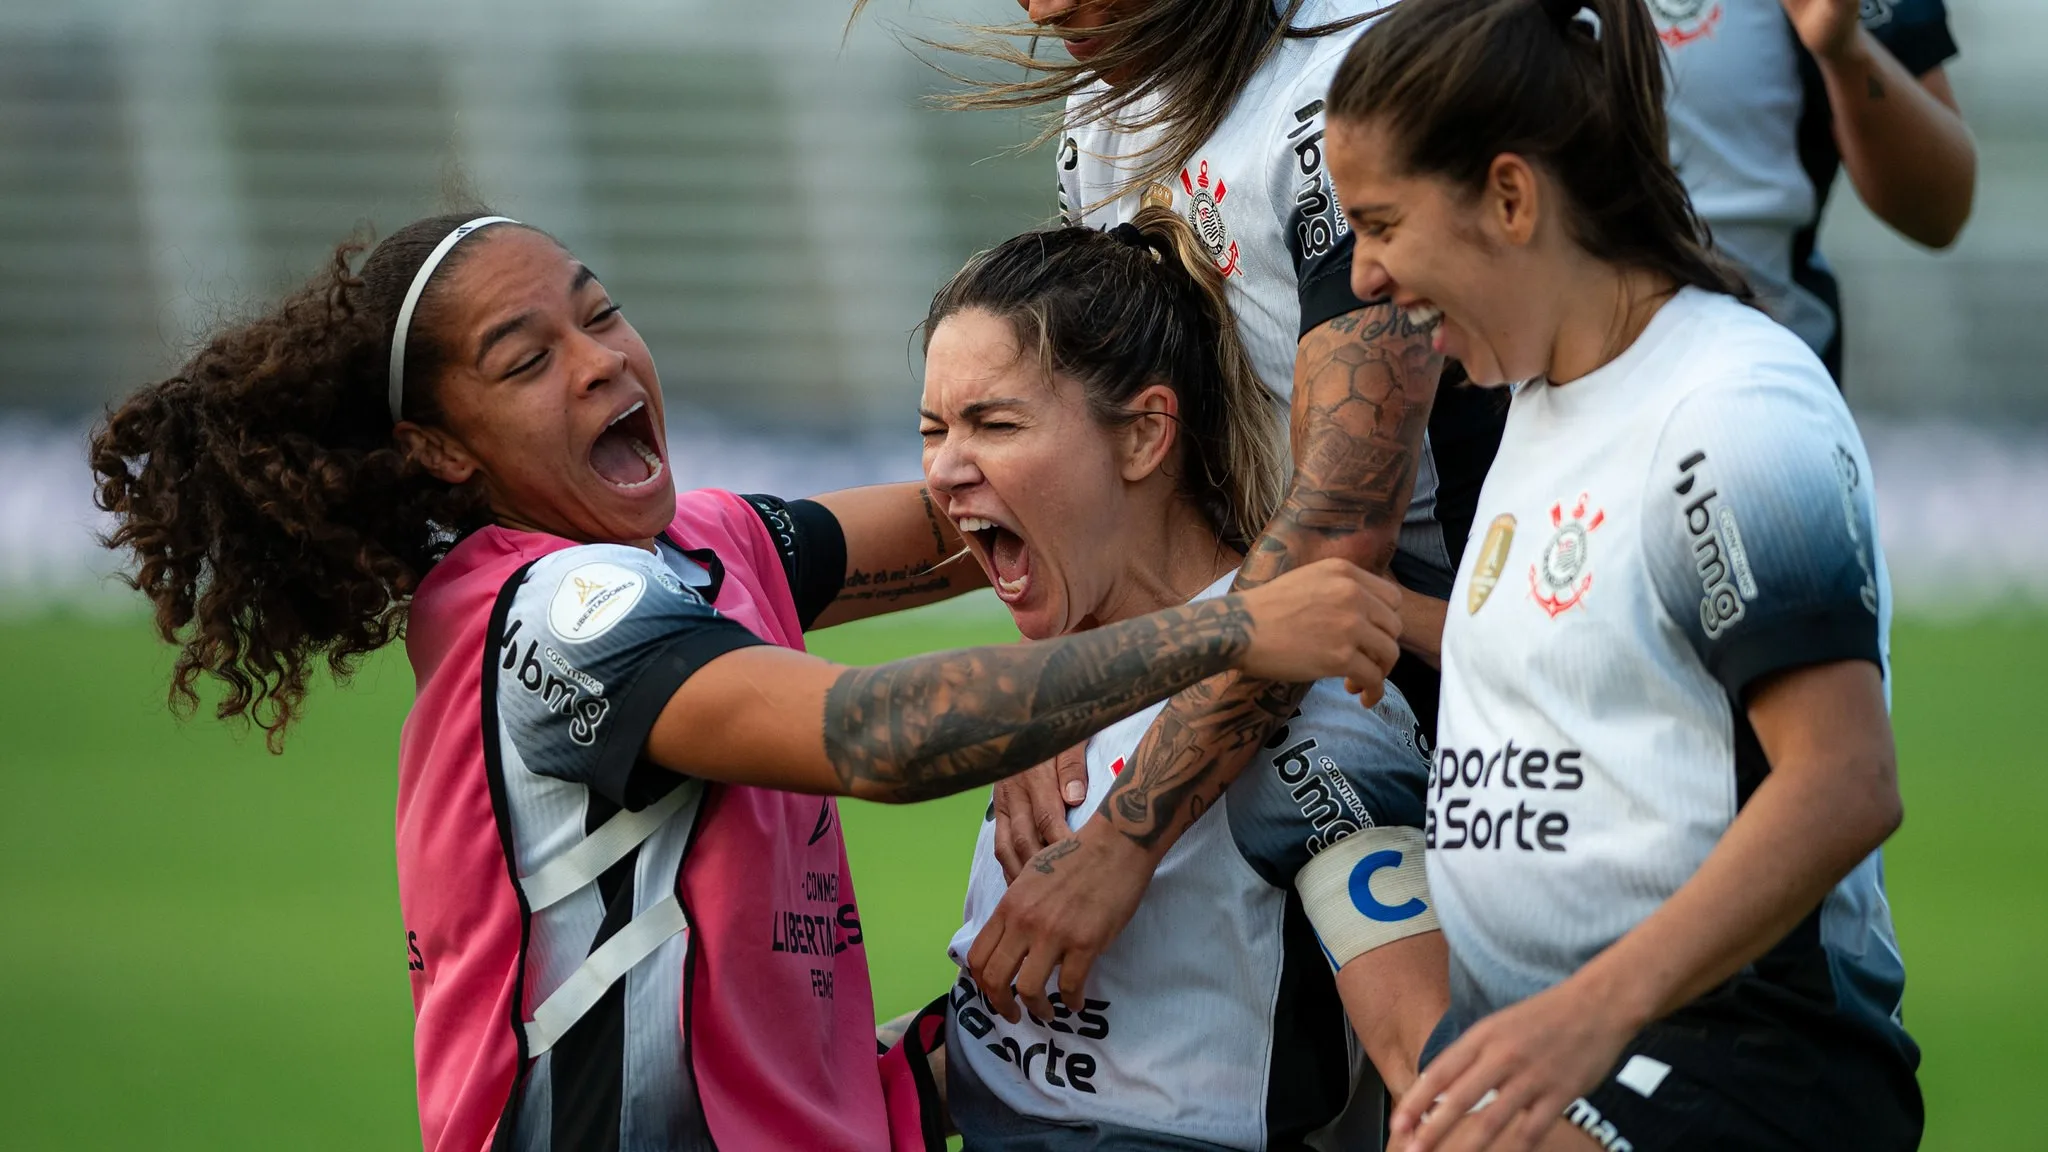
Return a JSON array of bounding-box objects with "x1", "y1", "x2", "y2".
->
[
  {"x1": 1673, "y1": 450, "x2": 1757, "y2": 638},
  {"x1": 499, "y1": 619, "x2": 610, "y2": 746},
  {"x1": 1263, "y1": 711, "x2": 1376, "y2": 856},
  {"x1": 1428, "y1": 743, "x2": 1583, "y2": 852}
]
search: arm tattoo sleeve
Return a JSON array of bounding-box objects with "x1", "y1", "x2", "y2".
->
[
  {"x1": 1100, "y1": 301, "x2": 1442, "y2": 852},
  {"x1": 822, "y1": 595, "x2": 1255, "y2": 803}
]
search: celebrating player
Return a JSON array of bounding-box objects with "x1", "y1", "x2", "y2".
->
[
  {"x1": 916, "y1": 0, "x2": 1499, "y2": 1002},
  {"x1": 87, "y1": 213, "x2": 1405, "y2": 1152},
  {"x1": 1319, "y1": 0, "x2": 1918, "y2": 1148},
  {"x1": 921, "y1": 210, "x2": 1448, "y2": 1147}
]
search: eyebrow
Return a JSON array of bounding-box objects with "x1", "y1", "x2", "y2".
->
[
  {"x1": 473, "y1": 265, "x2": 603, "y2": 370},
  {"x1": 961, "y1": 397, "x2": 1030, "y2": 419},
  {"x1": 917, "y1": 397, "x2": 1031, "y2": 423},
  {"x1": 1344, "y1": 201, "x2": 1397, "y2": 217},
  {"x1": 474, "y1": 313, "x2": 535, "y2": 370}
]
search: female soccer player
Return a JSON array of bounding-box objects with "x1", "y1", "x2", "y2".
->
[
  {"x1": 922, "y1": 209, "x2": 1448, "y2": 1148},
  {"x1": 915, "y1": 0, "x2": 1500, "y2": 1009},
  {"x1": 1319, "y1": 0, "x2": 1917, "y2": 1149},
  {"x1": 87, "y1": 213, "x2": 1404, "y2": 1152}
]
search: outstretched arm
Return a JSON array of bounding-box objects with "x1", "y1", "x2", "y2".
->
[
  {"x1": 967, "y1": 302, "x2": 1441, "y2": 1019},
  {"x1": 646, "y1": 557, "x2": 1398, "y2": 803},
  {"x1": 806, "y1": 481, "x2": 985, "y2": 630}
]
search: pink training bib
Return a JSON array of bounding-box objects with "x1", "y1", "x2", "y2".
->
[{"x1": 396, "y1": 488, "x2": 930, "y2": 1152}]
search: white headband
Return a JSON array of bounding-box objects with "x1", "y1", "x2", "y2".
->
[{"x1": 387, "y1": 215, "x2": 519, "y2": 422}]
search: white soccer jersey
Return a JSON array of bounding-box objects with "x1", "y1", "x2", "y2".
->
[
  {"x1": 944, "y1": 572, "x2": 1434, "y2": 1152},
  {"x1": 1054, "y1": 0, "x2": 1501, "y2": 614},
  {"x1": 1429, "y1": 288, "x2": 1911, "y2": 1059}
]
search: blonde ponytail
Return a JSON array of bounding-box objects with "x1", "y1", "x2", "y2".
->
[{"x1": 1128, "y1": 205, "x2": 1285, "y2": 552}]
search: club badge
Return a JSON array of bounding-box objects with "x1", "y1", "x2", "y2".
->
[
  {"x1": 1647, "y1": 0, "x2": 1723, "y2": 47},
  {"x1": 1468, "y1": 514, "x2": 1516, "y2": 614},
  {"x1": 1530, "y1": 494, "x2": 1605, "y2": 618},
  {"x1": 1179, "y1": 160, "x2": 1241, "y2": 277}
]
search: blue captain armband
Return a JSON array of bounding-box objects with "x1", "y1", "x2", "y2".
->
[{"x1": 1295, "y1": 825, "x2": 1439, "y2": 969}]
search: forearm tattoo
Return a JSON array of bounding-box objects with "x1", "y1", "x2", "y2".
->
[
  {"x1": 833, "y1": 487, "x2": 972, "y2": 609},
  {"x1": 1099, "y1": 301, "x2": 1442, "y2": 851},
  {"x1": 822, "y1": 596, "x2": 1255, "y2": 803}
]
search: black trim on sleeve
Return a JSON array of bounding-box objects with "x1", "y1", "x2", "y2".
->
[
  {"x1": 1297, "y1": 230, "x2": 1377, "y2": 337},
  {"x1": 587, "y1": 619, "x2": 769, "y2": 810},
  {"x1": 740, "y1": 493, "x2": 849, "y2": 630},
  {"x1": 1873, "y1": 13, "x2": 1958, "y2": 77},
  {"x1": 1711, "y1": 603, "x2": 1882, "y2": 702}
]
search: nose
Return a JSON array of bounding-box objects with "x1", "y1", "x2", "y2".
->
[
  {"x1": 1351, "y1": 252, "x2": 1392, "y2": 304},
  {"x1": 569, "y1": 329, "x2": 630, "y2": 394},
  {"x1": 923, "y1": 431, "x2": 983, "y2": 498},
  {"x1": 1020, "y1": 0, "x2": 1077, "y2": 24}
]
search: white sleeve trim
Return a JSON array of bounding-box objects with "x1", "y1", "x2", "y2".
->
[{"x1": 1295, "y1": 825, "x2": 1438, "y2": 969}]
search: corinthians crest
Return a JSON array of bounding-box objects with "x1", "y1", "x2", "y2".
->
[
  {"x1": 1530, "y1": 494, "x2": 1605, "y2": 618},
  {"x1": 1179, "y1": 160, "x2": 1241, "y2": 277},
  {"x1": 1648, "y1": 0, "x2": 1722, "y2": 47}
]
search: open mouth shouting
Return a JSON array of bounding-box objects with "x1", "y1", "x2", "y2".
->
[
  {"x1": 956, "y1": 514, "x2": 1033, "y2": 604},
  {"x1": 589, "y1": 399, "x2": 666, "y2": 491}
]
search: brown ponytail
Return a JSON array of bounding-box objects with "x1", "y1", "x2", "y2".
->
[
  {"x1": 88, "y1": 212, "x2": 530, "y2": 750},
  {"x1": 1327, "y1": 0, "x2": 1748, "y2": 300},
  {"x1": 926, "y1": 210, "x2": 1284, "y2": 552}
]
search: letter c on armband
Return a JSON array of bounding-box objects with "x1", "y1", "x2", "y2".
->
[
  {"x1": 1295, "y1": 826, "x2": 1439, "y2": 968},
  {"x1": 1349, "y1": 849, "x2": 1427, "y2": 922}
]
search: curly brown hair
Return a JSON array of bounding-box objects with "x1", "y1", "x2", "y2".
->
[{"x1": 89, "y1": 212, "x2": 529, "y2": 750}]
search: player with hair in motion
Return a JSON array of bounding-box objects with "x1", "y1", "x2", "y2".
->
[
  {"x1": 1321, "y1": 0, "x2": 1918, "y2": 1148},
  {"x1": 88, "y1": 213, "x2": 1404, "y2": 1151},
  {"x1": 893, "y1": 0, "x2": 1505, "y2": 1022},
  {"x1": 920, "y1": 208, "x2": 1449, "y2": 1149}
]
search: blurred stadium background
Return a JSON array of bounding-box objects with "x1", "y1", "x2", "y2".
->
[{"x1": 0, "y1": 0, "x2": 2041, "y2": 1147}]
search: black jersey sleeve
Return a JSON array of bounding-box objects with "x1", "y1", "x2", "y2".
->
[
  {"x1": 1645, "y1": 374, "x2": 1884, "y2": 701},
  {"x1": 1273, "y1": 82, "x2": 1390, "y2": 336},
  {"x1": 495, "y1": 543, "x2": 768, "y2": 809},
  {"x1": 1226, "y1": 680, "x2": 1433, "y2": 889},
  {"x1": 741, "y1": 493, "x2": 848, "y2": 631},
  {"x1": 1867, "y1": 0, "x2": 1957, "y2": 77}
]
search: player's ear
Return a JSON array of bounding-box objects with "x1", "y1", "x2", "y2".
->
[
  {"x1": 395, "y1": 421, "x2": 479, "y2": 486},
  {"x1": 1118, "y1": 383, "x2": 1180, "y2": 484},
  {"x1": 1485, "y1": 152, "x2": 1541, "y2": 248}
]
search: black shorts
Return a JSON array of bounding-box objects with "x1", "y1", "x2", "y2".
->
[{"x1": 1559, "y1": 982, "x2": 1923, "y2": 1152}]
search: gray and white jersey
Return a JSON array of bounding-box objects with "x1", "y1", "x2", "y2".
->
[
  {"x1": 1656, "y1": 0, "x2": 1958, "y2": 377},
  {"x1": 1430, "y1": 288, "x2": 1910, "y2": 1058},
  {"x1": 488, "y1": 540, "x2": 765, "y2": 1151},
  {"x1": 1054, "y1": 0, "x2": 1505, "y2": 611},
  {"x1": 945, "y1": 572, "x2": 1433, "y2": 1151},
  {"x1": 1056, "y1": 0, "x2": 1510, "y2": 745}
]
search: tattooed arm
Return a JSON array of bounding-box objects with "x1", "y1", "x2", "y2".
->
[
  {"x1": 968, "y1": 302, "x2": 1441, "y2": 1021},
  {"x1": 1102, "y1": 302, "x2": 1441, "y2": 847},
  {"x1": 643, "y1": 558, "x2": 1398, "y2": 802},
  {"x1": 804, "y1": 481, "x2": 985, "y2": 630}
]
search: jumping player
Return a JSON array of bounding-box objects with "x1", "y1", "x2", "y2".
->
[
  {"x1": 88, "y1": 213, "x2": 1405, "y2": 1151},
  {"x1": 924, "y1": 212, "x2": 1447, "y2": 1148},
  {"x1": 1320, "y1": 0, "x2": 1918, "y2": 1148}
]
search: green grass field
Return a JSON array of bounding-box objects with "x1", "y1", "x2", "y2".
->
[{"x1": 1, "y1": 606, "x2": 2042, "y2": 1149}]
